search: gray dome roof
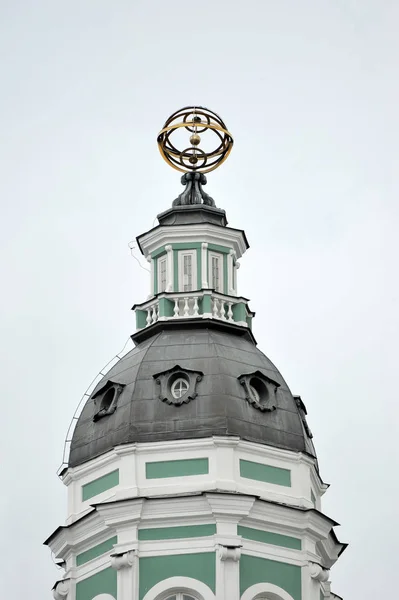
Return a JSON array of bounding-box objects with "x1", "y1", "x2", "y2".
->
[{"x1": 69, "y1": 323, "x2": 316, "y2": 467}]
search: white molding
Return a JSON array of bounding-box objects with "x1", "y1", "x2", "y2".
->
[
  {"x1": 140, "y1": 225, "x2": 248, "y2": 259},
  {"x1": 142, "y1": 577, "x2": 215, "y2": 600},
  {"x1": 201, "y1": 243, "x2": 209, "y2": 288},
  {"x1": 92, "y1": 596, "x2": 115, "y2": 600},
  {"x1": 241, "y1": 583, "x2": 296, "y2": 600}
]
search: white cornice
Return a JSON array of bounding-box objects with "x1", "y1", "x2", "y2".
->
[{"x1": 138, "y1": 224, "x2": 248, "y2": 259}]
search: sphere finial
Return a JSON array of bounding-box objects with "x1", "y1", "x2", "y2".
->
[{"x1": 157, "y1": 106, "x2": 234, "y2": 174}]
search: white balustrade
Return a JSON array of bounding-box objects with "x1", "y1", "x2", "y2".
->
[
  {"x1": 140, "y1": 292, "x2": 248, "y2": 328},
  {"x1": 145, "y1": 300, "x2": 159, "y2": 326}
]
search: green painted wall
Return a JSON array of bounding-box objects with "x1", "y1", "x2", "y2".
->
[
  {"x1": 311, "y1": 490, "x2": 316, "y2": 506},
  {"x1": 232, "y1": 302, "x2": 247, "y2": 323},
  {"x1": 151, "y1": 246, "x2": 167, "y2": 259},
  {"x1": 138, "y1": 524, "x2": 216, "y2": 541},
  {"x1": 320, "y1": 591, "x2": 324, "y2": 600},
  {"x1": 207, "y1": 243, "x2": 230, "y2": 254},
  {"x1": 136, "y1": 309, "x2": 148, "y2": 329},
  {"x1": 139, "y1": 552, "x2": 216, "y2": 600},
  {"x1": 158, "y1": 297, "x2": 174, "y2": 317},
  {"x1": 76, "y1": 536, "x2": 118, "y2": 566},
  {"x1": 240, "y1": 555, "x2": 301, "y2": 600},
  {"x1": 146, "y1": 457, "x2": 209, "y2": 479},
  {"x1": 238, "y1": 526, "x2": 301, "y2": 550},
  {"x1": 76, "y1": 567, "x2": 117, "y2": 600},
  {"x1": 82, "y1": 470, "x2": 119, "y2": 501},
  {"x1": 240, "y1": 459, "x2": 291, "y2": 487}
]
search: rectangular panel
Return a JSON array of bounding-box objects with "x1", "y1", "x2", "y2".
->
[
  {"x1": 76, "y1": 536, "x2": 118, "y2": 566},
  {"x1": 138, "y1": 524, "x2": 216, "y2": 540},
  {"x1": 145, "y1": 457, "x2": 209, "y2": 479},
  {"x1": 239, "y1": 459, "x2": 291, "y2": 487},
  {"x1": 238, "y1": 526, "x2": 301, "y2": 550},
  {"x1": 82, "y1": 469, "x2": 119, "y2": 501}
]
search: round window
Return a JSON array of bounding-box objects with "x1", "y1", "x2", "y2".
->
[
  {"x1": 171, "y1": 377, "x2": 189, "y2": 399},
  {"x1": 101, "y1": 387, "x2": 116, "y2": 411},
  {"x1": 249, "y1": 377, "x2": 268, "y2": 405}
]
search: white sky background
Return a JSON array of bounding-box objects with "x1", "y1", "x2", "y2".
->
[{"x1": 0, "y1": 1, "x2": 398, "y2": 598}]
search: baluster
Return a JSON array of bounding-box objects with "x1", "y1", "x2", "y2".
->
[
  {"x1": 151, "y1": 305, "x2": 157, "y2": 323},
  {"x1": 146, "y1": 308, "x2": 152, "y2": 326},
  {"x1": 183, "y1": 297, "x2": 190, "y2": 317},
  {"x1": 193, "y1": 296, "x2": 199, "y2": 317},
  {"x1": 173, "y1": 298, "x2": 179, "y2": 317},
  {"x1": 212, "y1": 297, "x2": 218, "y2": 318},
  {"x1": 227, "y1": 302, "x2": 234, "y2": 322},
  {"x1": 220, "y1": 300, "x2": 226, "y2": 320}
]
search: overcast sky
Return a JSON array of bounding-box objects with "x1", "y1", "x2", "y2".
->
[{"x1": 1, "y1": 2, "x2": 398, "y2": 598}]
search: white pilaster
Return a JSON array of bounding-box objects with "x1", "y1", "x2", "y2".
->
[
  {"x1": 202, "y1": 243, "x2": 208, "y2": 288},
  {"x1": 111, "y1": 551, "x2": 137, "y2": 600},
  {"x1": 216, "y1": 545, "x2": 241, "y2": 600},
  {"x1": 228, "y1": 250, "x2": 235, "y2": 295},
  {"x1": 147, "y1": 256, "x2": 154, "y2": 297},
  {"x1": 165, "y1": 245, "x2": 173, "y2": 292}
]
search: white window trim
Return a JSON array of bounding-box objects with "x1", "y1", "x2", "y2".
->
[
  {"x1": 142, "y1": 577, "x2": 215, "y2": 600},
  {"x1": 241, "y1": 583, "x2": 296, "y2": 600},
  {"x1": 178, "y1": 250, "x2": 197, "y2": 292},
  {"x1": 208, "y1": 251, "x2": 224, "y2": 293},
  {"x1": 158, "y1": 256, "x2": 168, "y2": 294}
]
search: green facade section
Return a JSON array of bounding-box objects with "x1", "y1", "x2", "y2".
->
[
  {"x1": 138, "y1": 524, "x2": 216, "y2": 541},
  {"x1": 139, "y1": 552, "x2": 216, "y2": 600},
  {"x1": 238, "y1": 526, "x2": 301, "y2": 550},
  {"x1": 240, "y1": 459, "x2": 291, "y2": 487},
  {"x1": 311, "y1": 489, "x2": 316, "y2": 506},
  {"x1": 240, "y1": 555, "x2": 301, "y2": 600},
  {"x1": 82, "y1": 469, "x2": 119, "y2": 501},
  {"x1": 146, "y1": 457, "x2": 209, "y2": 479},
  {"x1": 136, "y1": 309, "x2": 148, "y2": 329},
  {"x1": 76, "y1": 536, "x2": 117, "y2": 566},
  {"x1": 158, "y1": 297, "x2": 174, "y2": 318},
  {"x1": 76, "y1": 567, "x2": 117, "y2": 600},
  {"x1": 232, "y1": 302, "x2": 247, "y2": 323}
]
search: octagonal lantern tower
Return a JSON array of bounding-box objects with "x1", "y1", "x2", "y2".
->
[{"x1": 46, "y1": 107, "x2": 346, "y2": 600}]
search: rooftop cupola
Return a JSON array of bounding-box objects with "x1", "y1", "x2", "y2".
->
[{"x1": 133, "y1": 107, "x2": 254, "y2": 333}]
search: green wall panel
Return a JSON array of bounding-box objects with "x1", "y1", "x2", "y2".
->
[
  {"x1": 151, "y1": 246, "x2": 166, "y2": 259},
  {"x1": 240, "y1": 555, "x2": 301, "y2": 600},
  {"x1": 207, "y1": 243, "x2": 230, "y2": 254},
  {"x1": 146, "y1": 457, "x2": 209, "y2": 479},
  {"x1": 76, "y1": 567, "x2": 117, "y2": 600},
  {"x1": 138, "y1": 524, "x2": 216, "y2": 541},
  {"x1": 139, "y1": 552, "x2": 216, "y2": 600},
  {"x1": 76, "y1": 536, "x2": 117, "y2": 566},
  {"x1": 311, "y1": 490, "x2": 316, "y2": 506},
  {"x1": 240, "y1": 459, "x2": 291, "y2": 487},
  {"x1": 238, "y1": 526, "x2": 301, "y2": 550},
  {"x1": 82, "y1": 470, "x2": 119, "y2": 501},
  {"x1": 136, "y1": 309, "x2": 148, "y2": 329}
]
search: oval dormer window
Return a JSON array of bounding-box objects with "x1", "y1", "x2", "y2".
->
[
  {"x1": 249, "y1": 377, "x2": 268, "y2": 406},
  {"x1": 171, "y1": 377, "x2": 189, "y2": 399}
]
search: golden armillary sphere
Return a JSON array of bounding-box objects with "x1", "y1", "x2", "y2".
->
[{"x1": 157, "y1": 106, "x2": 234, "y2": 174}]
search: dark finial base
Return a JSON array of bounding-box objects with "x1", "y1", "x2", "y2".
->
[{"x1": 173, "y1": 172, "x2": 216, "y2": 207}]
